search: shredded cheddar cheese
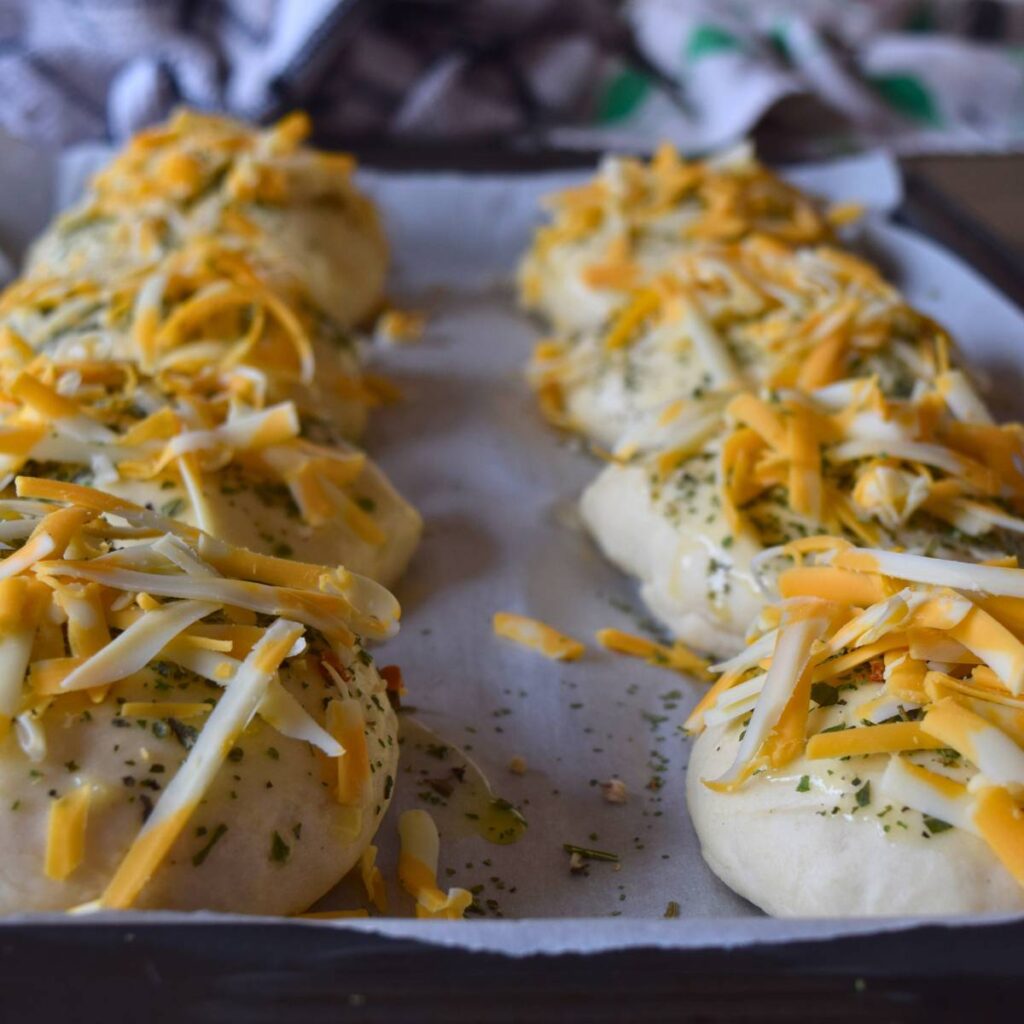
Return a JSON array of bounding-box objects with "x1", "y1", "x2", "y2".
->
[
  {"x1": 397, "y1": 810, "x2": 472, "y2": 920},
  {"x1": 519, "y1": 137, "x2": 1024, "y2": 909},
  {"x1": 492, "y1": 612, "x2": 585, "y2": 661},
  {"x1": 0, "y1": 479, "x2": 399, "y2": 910},
  {"x1": 44, "y1": 784, "x2": 92, "y2": 881},
  {"x1": 693, "y1": 540, "x2": 1024, "y2": 892},
  {"x1": 0, "y1": 109, "x2": 409, "y2": 922},
  {"x1": 596, "y1": 627, "x2": 710, "y2": 679},
  {"x1": 360, "y1": 845, "x2": 389, "y2": 914},
  {"x1": 523, "y1": 154, "x2": 950, "y2": 454},
  {"x1": 375, "y1": 309, "x2": 425, "y2": 345},
  {"x1": 101, "y1": 619, "x2": 304, "y2": 909},
  {"x1": 521, "y1": 144, "x2": 834, "y2": 321},
  {"x1": 0, "y1": 296, "x2": 393, "y2": 545}
]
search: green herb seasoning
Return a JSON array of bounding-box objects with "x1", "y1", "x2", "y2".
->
[
  {"x1": 810, "y1": 682, "x2": 840, "y2": 708},
  {"x1": 270, "y1": 830, "x2": 291, "y2": 864},
  {"x1": 192, "y1": 824, "x2": 228, "y2": 867},
  {"x1": 160, "y1": 498, "x2": 185, "y2": 518},
  {"x1": 562, "y1": 843, "x2": 620, "y2": 863}
]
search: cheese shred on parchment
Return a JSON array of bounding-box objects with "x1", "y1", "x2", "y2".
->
[
  {"x1": 492, "y1": 612, "x2": 585, "y2": 661},
  {"x1": 596, "y1": 627, "x2": 711, "y2": 680},
  {"x1": 397, "y1": 810, "x2": 472, "y2": 920}
]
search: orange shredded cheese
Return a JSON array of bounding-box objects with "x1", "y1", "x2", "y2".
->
[
  {"x1": 492, "y1": 612, "x2": 585, "y2": 661},
  {"x1": 595, "y1": 627, "x2": 710, "y2": 679}
]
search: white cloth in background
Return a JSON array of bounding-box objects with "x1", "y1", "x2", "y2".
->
[{"x1": 0, "y1": 0, "x2": 1021, "y2": 155}]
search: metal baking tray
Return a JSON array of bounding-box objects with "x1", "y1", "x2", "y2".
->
[{"x1": 1, "y1": 144, "x2": 1022, "y2": 1022}]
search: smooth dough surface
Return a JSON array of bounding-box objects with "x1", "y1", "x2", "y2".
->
[
  {"x1": 580, "y1": 462, "x2": 762, "y2": 658},
  {"x1": 534, "y1": 320, "x2": 728, "y2": 450},
  {"x1": 0, "y1": 646, "x2": 397, "y2": 915},
  {"x1": 687, "y1": 719, "x2": 1024, "y2": 917},
  {"x1": 241, "y1": 200, "x2": 388, "y2": 330}
]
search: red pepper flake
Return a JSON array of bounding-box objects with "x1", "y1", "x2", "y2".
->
[
  {"x1": 380, "y1": 664, "x2": 404, "y2": 692},
  {"x1": 380, "y1": 664, "x2": 405, "y2": 709},
  {"x1": 318, "y1": 649, "x2": 353, "y2": 686},
  {"x1": 868, "y1": 658, "x2": 885, "y2": 683}
]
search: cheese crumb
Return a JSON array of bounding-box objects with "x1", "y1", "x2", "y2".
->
[
  {"x1": 375, "y1": 309, "x2": 425, "y2": 345},
  {"x1": 600, "y1": 777, "x2": 628, "y2": 804},
  {"x1": 508, "y1": 756, "x2": 527, "y2": 775},
  {"x1": 826, "y1": 201, "x2": 864, "y2": 227}
]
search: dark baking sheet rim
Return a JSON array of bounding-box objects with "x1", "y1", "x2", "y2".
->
[{"x1": 2, "y1": 152, "x2": 1022, "y2": 1022}]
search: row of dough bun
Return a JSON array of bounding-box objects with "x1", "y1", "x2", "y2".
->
[
  {"x1": 0, "y1": 112, "x2": 430, "y2": 916},
  {"x1": 520, "y1": 144, "x2": 1024, "y2": 915},
  {"x1": 8, "y1": 109, "x2": 421, "y2": 586}
]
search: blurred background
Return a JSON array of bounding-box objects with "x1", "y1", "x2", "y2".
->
[{"x1": 0, "y1": 0, "x2": 1020, "y2": 253}]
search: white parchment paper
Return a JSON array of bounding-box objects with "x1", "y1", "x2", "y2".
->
[{"x1": 0, "y1": 141, "x2": 1022, "y2": 954}]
